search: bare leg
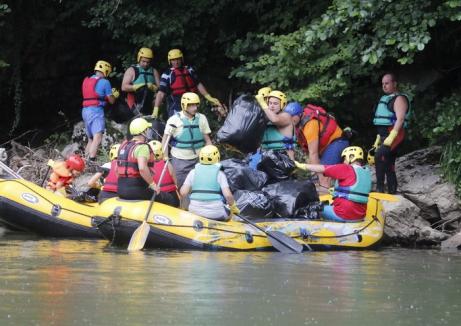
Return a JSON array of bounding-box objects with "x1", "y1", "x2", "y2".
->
[
  {"x1": 88, "y1": 132, "x2": 102, "y2": 158},
  {"x1": 85, "y1": 138, "x2": 93, "y2": 157}
]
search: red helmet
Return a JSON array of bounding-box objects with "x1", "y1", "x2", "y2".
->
[{"x1": 66, "y1": 154, "x2": 85, "y2": 172}]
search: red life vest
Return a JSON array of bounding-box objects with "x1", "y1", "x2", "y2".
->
[
  {"x1": 117, "y1": 140, "x2": 144, "y2": 178},
  {"x1": 296, "y1": 104, "x2": 338, "y2": 153},
  {"x1": 170, "y1": 67, "x2": 198, "y2": 96},
  {"x1": 82, "y1": 76, "x2": 106, "y2": 107},
  {"x1": 151, "y1": 160, "x2": 177, "y2": 193},
  {"x1": 102, "y1": 160, "x2": 118, "y2": 193}
]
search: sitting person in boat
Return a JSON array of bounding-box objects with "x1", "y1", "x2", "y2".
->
[
  {"x1": 148, "y1": 140, "x2": 180, "y2": 207},
  {"x1": 46, "y1": 154, "x2": 85, "y2": 195},
  {"x1": 87, "y1": 143, "x2": 120, "y2": 203},
  {"x1": 179, "y1": 145, "x2": 240, "y2": 221},
  {"x1": 295, "y1": 146, "x2": 372, "y2": 222},
  {"x1": 117, "y1": 117, "x2": 160, "y2": 200}
]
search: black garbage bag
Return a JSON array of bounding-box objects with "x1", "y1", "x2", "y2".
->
[
  {"x1": 216, "y1": 94, "x2": 267, "y2": 153},
  {"x1": 262, "y1": 179, "x2": 319, "y2": 218},
  {"x1": 221, "y1": 159, "x2": 268, "y2": 192},
  {"x1": 234, "y1": 190, "x2": 273, "y2": 220},
  {"x1": 109, "y1": 100, "x2": 136, "y2": 124},
  {"x1": 294, "y1": 201, "x2": 324, "y2": 220},
  {"x1": 257, "y1": 150, "x2": 295, "y2": 182},
  {"x1": 126, "y1": 117, "x2": 165, "y2": 140}
]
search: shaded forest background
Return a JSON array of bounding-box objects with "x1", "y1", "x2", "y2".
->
[{"x1": 0, "y1": 0, "x2": 460, "y2": 190}]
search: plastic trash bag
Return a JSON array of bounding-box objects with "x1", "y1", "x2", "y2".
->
[
  {"x1": 257, "y1": 150, "x2": 295, "y2": 182},
  {"x1": 221, "y1": 159, "x2": 268, "y2": 192},
  {"x1": 262, "y1": 179, "x2": 319, "y2": 218},
  {"x1": 234, "y1": 190, "x2": 273, "y2": 220},
  {"x1": 294, "y1": 201, "x2": 324, "y2": 219},
  {"x1": 216, "y1": 94, "x2": 267, "y2": 153}
]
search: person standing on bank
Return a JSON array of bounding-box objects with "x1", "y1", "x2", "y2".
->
[
  {"x1": 117, "y1": 118, "x2": 160, "y2": 200},
  {"x1": 372, "y1": 73, "x2": 410, "y2": 194},
  {"x1": 152, "y1": 48, "x2": 221, "y2": 118},
  {"x1": 121, "y1": 47, "x2": 160, "y2": 116},
  {"x1": 162, "y1": 92, "x2": 212, "y2": 190},
  {"x1": 81, "y1": 60, "x2": 119, "y2": 161}
]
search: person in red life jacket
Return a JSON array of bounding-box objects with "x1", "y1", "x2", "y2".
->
[
  {"x1": 46, "y1": 154, "x2": 86, "y2": 193},
  {"x1": 148, "y1": 140, "x2": 179, "y2": 207},
  {"x1": 295, "y1": 146, "x2": 372, "y2": 222},
  {"x1": 117, "y1": 118, "x2": 160, "y2": 200},
  {"x1": 153, "y1": 48, "x2": 221, "y2": 118},
  {"x1": 180, "y1": 145, "x2": 240, "y2": 221},
  {"x1": 255, "y1": 90, "x2": 297, "y2": 160},
  {"x1": 121, "y1": 47, "x2": 160, "y2": 116},
  {"x1": 81, "y1": 60, "x2": 119, "y2": 162},
  {"x1": 87, "y1": 143, "x2": 120, "y2": 203},
  {"x1": 162, "y1": 92, "x2": 212, "y2": 191},
  {"x1": 371, "y1": 73, "x2": 410, "y2": 194},
  {"x1": 292, "y1": 103, "x2": 349, "y2": 192}
]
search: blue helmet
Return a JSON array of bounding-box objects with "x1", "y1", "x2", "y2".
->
[{"x1": 284, "y1": 101, "x2": 303, "y2": 116}]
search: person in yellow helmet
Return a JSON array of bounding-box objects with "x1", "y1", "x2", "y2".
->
[
  {"x1": 180, "y1": 145, "x2": 239, "y2": 221},
  {"x1": 162, "y1": 92, "x2": 212, "y2": 194},
  {"x1": 121, "y1": 47, "x2": 160, "y2": 116},
  {"x1": 153, "y1": 48, "x2": 222, "y2": 118},
  {"x1": 81, "y1": 60, "x2": 118, "y2": 161}
]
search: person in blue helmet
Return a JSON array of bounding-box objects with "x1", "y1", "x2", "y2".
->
[{"x1": 284, "y1": 101, "x2": 303, "y2": 125}]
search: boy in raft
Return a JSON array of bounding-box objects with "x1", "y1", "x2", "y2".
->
[
  {"x1": 87, "y1": 143, "x2": 120, "y2": 203},
  {"x1": 295, "y1": 146, "x2": 372, "y2": 222},
  {"x1": 46, "y1": 154, "x2": 86, "y2": 194},
  {"x1": 148, "y1": 140, "x2": 180, "y2": 207}
]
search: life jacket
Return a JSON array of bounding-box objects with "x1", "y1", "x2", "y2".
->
[
  {"x1": 47, "y1": 161, "x2": 72, "y2": 190},
  {"x1": 261, "y1": 123, "x2": 296, "y2": 150},
  {"x1": 117, "y1": 140, "x2": 154, "y2": 178},
  {"x1": 132, "y1": 64, "x2": 155, "y2": 86},
  {"x1": 102, "y1": 160, "x2": 118, "y2": 193},
  {"x1": 333, "y1": 165, "x2": 372, "y2": 204},
  {"x1": 296, "y1": 104, "x2": 338, "y2": 153},
  {"x1": 373, "y1": 93, "x2": 411, "y2": 128},
  {"x1": 190, "y1": 163, "x2": 223, "y2": 202},
  {"x1": 82, "y1": 76, "x2": 106, "y2": 107},
  {"x1": 126, "y1": 65, "x2": 156, "y2": 110},
  {"x1": 172, "y1": 113, "x2": 205, "y2": 150},
  {"x1": 169, "y1": 66, "x2": 198, "y2": 96},
  {"x1": 151, "y1": 160, "x2": 176, "y2": 193}
]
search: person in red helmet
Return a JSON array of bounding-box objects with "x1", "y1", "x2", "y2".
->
[{"x1": 46, "y1": 154, "x2": 85, "y2": 193}]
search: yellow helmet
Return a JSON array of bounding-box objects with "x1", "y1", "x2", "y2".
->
[
  {"x1": 129, "y1": 118, "x2": 152, "y2": 136},
  {"x1": 94, "y1": 60, "x2": 112, "y2": 77},
  {"x1": 341, "y1": 146, "x2": 364, "y2": 164},
  {"x1": 268, "y1": 90, "x2": 287, "y2": 110},
  {"x1": 200, "y1": 145, "x2": 220, "y2": 165},
  {"x1": 109, "y1": 144, "x2": 120, "y2": 161},
  {"x1": 137, "y1": 47, "x2": 153, "y2": 62},
  {"x1": 257, "y1": 87, "x2": 272, "y2": 99},
  {"x1": 168, "y1": 48, "x2": 183, "y2": 64},
  {"x1": 148, "y1": 140, "x2": 163, "y2": 160},
  {"x1": 181, "y1": 92, "x2": 200, "y2": 111}
]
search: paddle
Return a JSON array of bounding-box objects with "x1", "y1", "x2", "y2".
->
[
  {"x1": 237, "y1": 214, "x2": 304, "y2": 254},
  {"x1": 127, "y1": 132, "x2": 173, "y2": 252},
  {"x1": 0, "y1": 161, "x2": 22, "y2": 179}
]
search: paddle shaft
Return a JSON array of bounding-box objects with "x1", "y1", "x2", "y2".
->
[{"x1": 0, "y1": 161, "x2": 22, "y2": 179}]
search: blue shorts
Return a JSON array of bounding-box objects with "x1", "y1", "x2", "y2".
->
[
  {"x1": 320, "y1": 139, "x2": 349, "y2": 165},
  {"x1": 321, "y1": 205, "x2": 346, "y2": 222},
  {"x1": 82, "y1": 107, "x2": 105, "y2": 139}
]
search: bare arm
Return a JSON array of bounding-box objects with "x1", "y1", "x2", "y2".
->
[
  {"x1": 196, "y1": 82, "x2": 209, "y2": 96},
  {"x1": 203, "y1": 133, "x2": 212, "y2": 146},
  {"x1": 179, "y1": 183, "x2": 191, "y2": 198},
  {"x1": 87, "y1": 172, "x2": 103, "y2": 188},
  {"x1": 168, "y1": 162, "x2": 177, "y2": 186},
  {"x1": 307, "y1": 140, "x2": 320, "y2": 165},
  {"x1": 154, "y1": 90, "x2": 166, "y2": 107},
  {"x1": 121, "y1": 67, "x2": 136, "y2": 92},
  {"x1": 222, "y1": 187, "x2": 235, "y2": 206},
  {"x1": 154, "y1": 69, "x2": 160, "y2": 86},
  {"x1": 263, "y1": 110, "x2": 291, "y2": 127},
  {"x1": 392, "y1": 95, "x2": 408, "y2": 132},
  {"x1": 137, "y1": 156, "x2": 154, "y2": 186},
  {"x1": 303, "y1": 164, "x2": 326, "y2": 173}
]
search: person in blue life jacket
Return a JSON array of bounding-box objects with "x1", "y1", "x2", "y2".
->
[
  {"x1": 117, "y1": 118, "x2": 160, "y2": 200},
  {"x1": 121, "y1": 47, "x2": 160, "y2": 116},
  {"x1": 161, "y1": 92, "x2": 212, "y2": 191},
  {"x1": 81, "y1": 60, "x2": 119, "y2": 161},
  {"x1": 295, "y1": 146, "x2": 372, "y2": 222},
  {"x1": 153, "y1": 49, "x2": 222, "y2": 118},
  {"x1": 180, "y1": 145, "x2": 240, "y2": 221},
  {"x1": 255, "y1": 90, "x2": 297, "y2": 160},
  {"x1": 370, "y1": 73, "x2": 410, "y2": 194}
]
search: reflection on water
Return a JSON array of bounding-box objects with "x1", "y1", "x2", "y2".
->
[{"x1": 0, "y1": 230, "x2": 461, "y2": 325}]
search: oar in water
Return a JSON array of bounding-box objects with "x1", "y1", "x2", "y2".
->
[
  {"x1": 237, "y1": 215, "x2": 303, "y2": 254},
  {"x1": 127, "y1": 132, "x2": 174, "y2": 252}
]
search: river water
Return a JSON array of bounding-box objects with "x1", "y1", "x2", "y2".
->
[{"x1": 0, "y1": 228, "x2": 460, "y2": 326}]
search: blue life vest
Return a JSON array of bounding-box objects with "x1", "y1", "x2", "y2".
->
[
  {"x1": 333, "y1": 165, "x2": 372, "y2": 204},
  {"x1": 261, "y1": 123, "x2": 296, "y2": 150},
  {"x1": 132, "y1": 64, "x2": 155, "y2": 86},
  {"x1": 373, "y1": 93, "x2": 411, "y2": 128},
  {"x1": 172, "y1": 113, "x2": 205, "y2": 150},
  {"x1": 190, "y1": 163, "x2": 223, "y2": 201}
]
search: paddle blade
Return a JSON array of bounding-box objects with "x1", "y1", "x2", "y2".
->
[
  {"x1": 127, "y1": 221, "x2": 150, "y2": 252},
  {"x1": 267, "y1": 231, "x2": 304, "y2": 254},
  {"x1": 369, "y1": 192, "x2": 399, "y2": 202}
]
